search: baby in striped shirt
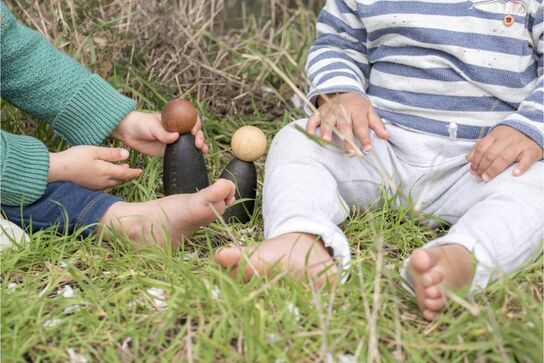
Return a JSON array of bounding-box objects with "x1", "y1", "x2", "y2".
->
[{"x1": 216, "y1": 0, "x2": 543, "y2": 319}]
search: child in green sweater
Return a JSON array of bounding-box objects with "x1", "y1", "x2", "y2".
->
[{"x1": 0, "y1": 2, "x2": 235, "y2": 247}]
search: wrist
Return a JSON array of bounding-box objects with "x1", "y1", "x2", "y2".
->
[
  {"x1": 48, "y1": 150, "x2": 75, "y2": 183},
  {"x1": 47, "y1": 152, "x2": 62, "y2": 182},
  {"x1": 111, "y1": 112, "x2": 133, "y2": 142}
]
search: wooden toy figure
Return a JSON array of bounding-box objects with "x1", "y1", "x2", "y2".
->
[
  {"x1": 220, "y1": 126, "x2": 267, "y2": 223},
  {"x1": 162, "y1": 99, "x2": 210, "y2": 195}
]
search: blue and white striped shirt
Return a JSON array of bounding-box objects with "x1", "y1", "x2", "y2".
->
[{"x1": 306, "y1": 0, "x2": 543, "y2": 145}]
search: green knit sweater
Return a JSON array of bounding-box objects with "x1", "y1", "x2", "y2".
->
[{"x1": 0, "y1": 2, "x2": 136, "y2": 206}]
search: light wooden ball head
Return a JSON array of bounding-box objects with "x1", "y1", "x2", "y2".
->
[
  {"x1": 231, "y1": 126, "x2": 267, "y2": 162},
  {"x1": 162, "y1": 99, "x2": 197, "y2": 134}
]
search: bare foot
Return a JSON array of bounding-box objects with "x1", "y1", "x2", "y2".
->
[
  {"x1": 214, "y1": 232, "x2": 339, "y2": 289},
  {"x1": 100, "y1": 179, "x2": 235, "y2": 248},
  {"x1": 408, "y1": 245, "x2": 474, "y2": 320}
]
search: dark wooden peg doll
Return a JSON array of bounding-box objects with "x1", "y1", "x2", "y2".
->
[{"x1": 162, "y1": 99, "x2": 210, "y2": 195}]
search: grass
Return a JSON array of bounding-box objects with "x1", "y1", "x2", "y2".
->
[{"x1": 1, "y1": 0, "x2": 543, "y2": 362}]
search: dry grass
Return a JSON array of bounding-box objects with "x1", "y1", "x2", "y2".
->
[
  {"x1": 8, "y1": 0, "x2": 315, "y2": 119},
  {"x1": 2, "y1": 1, "x2": 543, "y2": 362}
]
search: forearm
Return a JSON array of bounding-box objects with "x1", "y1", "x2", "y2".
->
[
  {"x1": 0, "y1": 3, "x2": 136, "y2": 146},
  {"x1": 305, "y1": 0, "x2": 369, "y2": 114}
]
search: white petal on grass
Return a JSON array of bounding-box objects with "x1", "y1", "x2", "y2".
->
[
  {"x1": 147, "y1": 287, "x2": 165, "y2": 299},
  {"x1": 64, "y1": 305, "x2": 82, "y2": 315},
  {"x1": 43, "y1": 318, "x2": 62, "y2": 328},
  {"x1": 59, "y1": 285, "x2": 74, "y2": 298},
  {"x1": 240, "y1": 227, "x2": 255, "y2": 235},
  {"x1": 183, "y1": 252, "x2": 198, "y2": 261},
  {"x1": 261, "y1": 86, "x2": 274, "y2": 96},
  {"x1": 59, "y1": 261, "x2": 68, "y2": 268},
  {"x1": 7, "y1": 282, "x2": 18, "y2": 290},
  {"x1": 286, "y1": 302, "x2": 300, "y2": 321},
  {"x1": 338, "y1": 354, "x2": 356, "y2": 363},
  {"x1": 67, "y1": 348, "x2": 88, "y2": 363},
  {"x1": 127, "y1": 300, "x2": 137, "y2": 308},
  {"x1": 291, "y1": 93, "x2": 304, "y2": 110},
  {"x1": 102, "y1": 271, "x2": 111, "y2": 276},
  {"x1": 147, "y1": 287, "x2": 168, "y2": 311},
  {"x1": 210, "y1": 286, "x2": 220, "y2": 300},
  {"x1": 265, "y1": 333, "x2": 280, "y2": 343}
]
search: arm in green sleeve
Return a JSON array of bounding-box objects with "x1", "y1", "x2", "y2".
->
[
  {"x1": 0, "y1": 131, "x2": 49, "y2": 206},
  {"x1": 0, "y1": 3, "x2": 136, "y2": 146}
]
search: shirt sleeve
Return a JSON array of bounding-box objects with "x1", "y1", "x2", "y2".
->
[
  {"x1": 0, "y1": 2, "x2": 136, "y2": 146},
  {"x1": 304, "y1": 0, "x2": 370, "y2": 115},
  {"x1": 0, "y1": 131, "x2": 50, "y2": 206},
  {"x1": 494, "y1": 6, "x2": 543, "y2": 147}
]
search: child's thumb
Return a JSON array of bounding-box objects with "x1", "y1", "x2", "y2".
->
[
  {"x1": 97, "y1": 147, "x2": 130, "y2": 162},
  {"x1": 154, "y1": 125, "x2": 180, "y2": 144}
]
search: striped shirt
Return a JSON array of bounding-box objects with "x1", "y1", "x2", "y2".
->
[{"x1": 306, "y1": 0, "x2": 543, "y2": 146}]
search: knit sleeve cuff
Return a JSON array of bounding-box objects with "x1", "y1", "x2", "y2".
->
[
  {"x1": 0, "y1": 133, "x2": 49, "y2": 206},
  {"x1": 493, "y1": 120, "x2": 544, "y2": 148},
  {"x1": 52, "y1": 75, "x2": 137, "y2": 146},
  {"x1": 305, "y1": 86, "x2": 368, "y2": 117}
]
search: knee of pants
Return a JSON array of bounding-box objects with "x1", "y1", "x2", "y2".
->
[
  {"x1": 484, "y1": 161, "x2": 544, "y2": 211},
  {"x1": 266, "y1": 118, "x2": 345, "y2": 170}
]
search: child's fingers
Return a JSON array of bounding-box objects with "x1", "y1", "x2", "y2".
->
[
  {"x1": 336, "y1": 118, "x2": 356, "y2": 155},
  {"x1": 469, "y1": 136, "x2": 494, "y2": 174},
  {"x1": 514, "y1": 150, "x2": 540, "y2": 176},
  {"x1": 476, "y1": 142, "x2": 509, "y2": 178},
  {"x1": 480, "y1": 149, "x2": 516, "y2": 182},
  {"x1": 152, "y1": 120, "x2": 179, "y2": 144},
  {"x1": 194, "y1": 130, "x2": 208, "y2": 153},
  {"x1": 353, "y1": 115, "x2": 372, "y2": 152},
  {"x1": 96, "y1": 147, "x2": 130, "y2": 162},
  {"x1": 191, "y1": 116, "x2": 203, "y2": 136},
  {"x1": 107, "y1": 163, "x2": 143, "y2": 181},
  {"x1": 307, "y1": 112, "x2": 321, "y2": 134},
  {"x1": 368, "y1": 108, "x2": 389, "y2": 140}
]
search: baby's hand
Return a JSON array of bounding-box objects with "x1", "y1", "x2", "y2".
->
[
  {"x1": 112, "y1": 111, "x2": 209, "y2": 157},
  {"x1": 48, "y1": 146, "x2": 143, "y2": 190},
  {"x1": 466, "y1": 125, "x2": 543, "y2": 182},
  {"x1": 307, "y1": 93, "x2": 389, "y2": 154}
]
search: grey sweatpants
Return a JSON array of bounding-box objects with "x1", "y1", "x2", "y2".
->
[{"x1": 263, "y1": 119, "x2": 543, "y2": 291}]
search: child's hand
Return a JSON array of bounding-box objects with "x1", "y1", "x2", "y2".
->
[
  {"x1": 48, "y1": 146, "x2": 143, "y2": 189},
  {"x1": 466, "y1": 126, "x2": 543, "y2": 182},
  {"x1": 307, "y1": 93, "x2": 390, "y2": 154},
  {"x1": 112, "y1": 111, "x2": 209, "y2": 157}
]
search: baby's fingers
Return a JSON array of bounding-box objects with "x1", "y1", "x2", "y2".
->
[
  {"x1": 513, "y1": 150, "x2": 541, "y2": 176},
  {"x1": 336, "y1": 118, "x2": 356, "y2": 155},
  {"x1": 307, "y1": 112, "x2": 321, "y2": 135},
  {"x1": 480, "y1": 150, "x2": 516, "y2": 182},
  {"x1": 107, "y1": 163, "x2": 143, "y2": 181},
  {"x1": 353, "y1": 115, "x2": 371, "y2": 152},
  {"x1": 368, "y1": 107, "x2": 389, "y2": 140}
]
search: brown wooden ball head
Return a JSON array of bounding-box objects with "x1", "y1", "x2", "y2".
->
[
  {"x1": 231, "y1": 126, "x2": 267, "y2": 162},
  {"x1": 162, "y1": 99, "x2": 197, "y2": 134}
]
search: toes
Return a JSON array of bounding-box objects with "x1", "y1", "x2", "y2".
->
[
  {"x1": 424, "y1": 297, "x2": 446, "y2": 311},
  {"x1": 421, "y1": 269, "x2": 443, "y2": 287},
  {"x1": 423, "y1": 309, "x2": 438, "y2": 321},
  {"x1": 409, "y1": 248, "x2": 437, "y2": 273},
  {"x1": 215, "y1": 247, "x2": 243, "y2": 269},
  {"x1": 425, "y1": 285, "x2": 442, "y2": 299},
  {"x1": 202, "y1": 179, "x2": 236, "y2": 203}
]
